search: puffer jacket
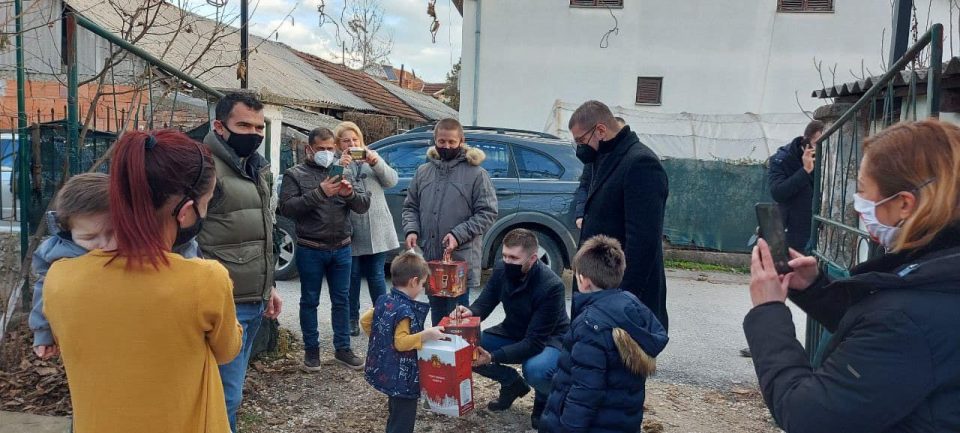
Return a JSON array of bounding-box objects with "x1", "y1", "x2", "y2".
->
[
  {"x1": 767, "y1": 136, "x2": 814, "y2": 252},
  {"x1": 278, "y1": 160, "x2": 371, "y2": 250},
  {"x1": 744, "y1": 223, "x2": 960, "y2": 433},
  {"x1": 541, "y1": 289, "x2": 669, "y2": 433},
  {"x1": 401, "y1": 145, "x2": 497, "y2": 288},
  {"x1": 30, "y1": 212, "x2": 200, "y2": 346}
]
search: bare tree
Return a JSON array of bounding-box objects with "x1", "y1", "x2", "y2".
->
[{"x1": 320, "y1": 0, "x2": 394, "y2": 71}]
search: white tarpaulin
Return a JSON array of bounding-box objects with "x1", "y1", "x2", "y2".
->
[{"x1": 544, "y1": 101, "x2": 813, "y2": 163}]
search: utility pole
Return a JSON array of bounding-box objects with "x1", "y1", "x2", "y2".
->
[
  {"x1": 240, "y1": 0, "x2": 249, "y2": 88},
  {"x1": 889, "y1": 0, "x2": 913, "y2": 66}
]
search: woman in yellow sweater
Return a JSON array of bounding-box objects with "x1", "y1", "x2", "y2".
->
[{"x1": 43, "y1": 130, "x2": 242, "y2": 433}]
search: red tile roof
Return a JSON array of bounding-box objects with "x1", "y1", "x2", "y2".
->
[
  {"x1": 422, "y1": 83, "x2": 446, "y2": 95},
  {"x1": 295, "y1": 51, "x2": 427, "y2": 123}
]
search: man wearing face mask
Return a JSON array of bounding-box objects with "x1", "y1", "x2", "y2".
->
[
  {"x1": 569, "y1": 100, "x2": 669, "y2": 331},
  {"x1": 402, "y1": 118, "x2": 498, "y2": 326},
  {"x1": 200, "y1": 93, "x2": 283, "y2": 432},
  {"x1": 449, "y1": 229, "x2": 569, "y2": 429},
  {"x1": 278, "y1": 127, "x2": 371, "y2": 373}
]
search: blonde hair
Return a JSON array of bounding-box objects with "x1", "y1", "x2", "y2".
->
[
  {"x1": 334, "y1": 121, "x2": 365, "y2": 148},
  {"x1": 862, "y1": 119, "x2": 960, "y2": 251}
]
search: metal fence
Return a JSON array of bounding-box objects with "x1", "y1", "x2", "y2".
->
[{"x1": 805, "y1": 24, "x2": 943, "y2": 363}]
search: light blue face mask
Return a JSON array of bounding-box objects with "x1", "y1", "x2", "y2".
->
[{"x1": 853, "y1": 178, "x2": 935, "y2": 248}]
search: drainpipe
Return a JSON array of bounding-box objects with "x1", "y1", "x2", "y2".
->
[
  {"x1": 471, "y1": 0, "x2": 481, "y2": 126},
  {"x1": 15, "y1": 0, "x2": 27, "y2": 256}
]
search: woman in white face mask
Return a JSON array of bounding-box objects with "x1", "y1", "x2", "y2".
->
[{"x1": 744, "y1": 119, "x2": 960, "y2": 433}]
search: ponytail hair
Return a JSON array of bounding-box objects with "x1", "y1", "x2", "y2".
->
[{"x1": 109, "y1": 129, "x2": 214, "y2": 268}]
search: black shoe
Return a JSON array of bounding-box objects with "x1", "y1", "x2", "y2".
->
[
  {"x1": 335, "y1": 348, "x2": 365, "y2": 370},
  {"x1": 487, "y1": 378, "x2": 531, "y2": 411},
  {"x1": 740, "y1": 348, "x2": 752, "y2": 358},
  {"x1": 301, "y1": 348, "x2": 322, "y2": 373},
  {"x1": 350, "y1": 321, "x2": 360, "y2": 337},
  {"x1": 531, "y1": 393, "x2": 546, "y2": 429}
]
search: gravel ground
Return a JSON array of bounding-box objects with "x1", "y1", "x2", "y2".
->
[{"x1": 241, "y1": 268, "x2": 800, "y2": 432}]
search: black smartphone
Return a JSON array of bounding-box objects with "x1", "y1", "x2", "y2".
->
[
  {"x1": 755, "y1": 203, "x2": 793, "y2": 274},
  {"x1": 327, "y1": 164, "x2": 344, "y2": 180}
]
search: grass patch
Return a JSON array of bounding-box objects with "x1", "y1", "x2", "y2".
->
[
  {"x1": 665, "y1": 259, "x2": 749, "y2": 274},
  {"x1": 237, "y1": 411, "x2": 265, "y2": 430}
]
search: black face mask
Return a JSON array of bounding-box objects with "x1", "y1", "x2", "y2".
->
[
  {"x1": 175, "y1": 204, "x2": 204, "y2": 247},
  {"x1": 437, "y1": 146, "x2": 462, "y2": 161},
  {"x1": 221, "y1": 125, "x2": 263, "y2": 157},
  {"x1": 576, "y1": 144, "x2": 598, "y2": 164},
  {"x1": 504, "y1": 259, "x2": 531, "y2": 284}
]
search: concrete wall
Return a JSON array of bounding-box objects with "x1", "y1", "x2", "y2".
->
[{"x1": 460, "y1": 0, "x2": 958, "y2": 131}]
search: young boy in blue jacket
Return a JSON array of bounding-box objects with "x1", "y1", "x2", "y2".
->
[
  {"x1": 361, "y1": 251, "x2": 445, "y2": 433},
  {"x1": 30, "y1": 173, "x2": 200, "y2": 359},
  {"x1": 540, "y1": 235, "x2": 669, "y2": 433}
]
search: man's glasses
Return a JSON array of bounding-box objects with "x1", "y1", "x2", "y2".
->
[{"x1": 574, "y1": 124, "x2": 598, "y2": 146}]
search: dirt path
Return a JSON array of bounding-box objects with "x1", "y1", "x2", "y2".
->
[{"x1": 238, "y1": 339, "x2": 778, "y2": 433}]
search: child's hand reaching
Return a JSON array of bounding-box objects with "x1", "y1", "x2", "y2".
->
[
  {"x1": 34, "y1": 345, "x2": 60, "y2": 360},
  {"x1": 421, "y1": 326, "x2": 446, "y2": 342}
]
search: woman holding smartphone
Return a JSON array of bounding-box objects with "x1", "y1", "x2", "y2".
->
[
  {"x1": 334, "y1": 121, "x2": 400, "y2": 336},
  {"x1": 745, "y1": 119, "x2": 960, "y2": 433}
]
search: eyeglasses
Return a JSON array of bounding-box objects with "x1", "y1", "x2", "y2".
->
[{"x1": 574, "y1": 124, "x2": 598, "y2": 146}]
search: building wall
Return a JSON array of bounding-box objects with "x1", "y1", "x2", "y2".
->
[{"x1": 460, "y1": 0, "x2": 956, "y2": 130}]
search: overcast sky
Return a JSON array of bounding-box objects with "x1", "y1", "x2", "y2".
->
[{"x1": 188, "y1": 0, "x2": 463, "y2": 83}]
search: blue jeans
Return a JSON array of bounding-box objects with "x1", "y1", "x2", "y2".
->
[
  {"x1": 297, "y1": 244, "x2": 353, "y2": 351},
  {"x1": 349, "y1": 252, "x2": 388, "y2": 323},
  {"x1": 473, "y1": 331, "x2": 561, "y2": 397},
  {"x1": 428, "y1": 290, "x2": 470, "y2": 326},
  {"x1": 219, "y1": 301, "x2": 265, "y2": 433}
]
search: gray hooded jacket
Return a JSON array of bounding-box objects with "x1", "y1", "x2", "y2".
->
[{"x1": 401, "y1": 145, "x2": 498, "y2": 288}]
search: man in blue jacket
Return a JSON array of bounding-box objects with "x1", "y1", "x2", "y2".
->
[
  {"x1": 449, "y1": 229, "x2": 570, "y2": 429},
  {"x1": 768, "y1": 120, "x2": 824, "y2": 252}
]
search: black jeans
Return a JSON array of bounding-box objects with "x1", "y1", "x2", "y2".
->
[{"x1": 386, "y1": 396, "x2": 418, "y2": 433}]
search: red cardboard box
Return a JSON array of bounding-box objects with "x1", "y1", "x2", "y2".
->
[
  {"x1": 438, "y1": 316, "x2": 481, "y2": 360},
  {"x1": 418, "y1": 335, "x2": 475, "y2": 417},
  {"x1": 427, "y1": 254, "x2": 467, "y2": 298}
]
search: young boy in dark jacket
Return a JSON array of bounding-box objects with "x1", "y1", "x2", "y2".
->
[
  {"x1": 360, "y1": 252, "x2": 446, "y2": 433},
  {"x1": 540, "y1": 235, "x2": 669, "y2": 433}
]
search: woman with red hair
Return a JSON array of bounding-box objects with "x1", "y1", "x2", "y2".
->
[{"x1": 43, "y1": 130, "x2": 242, "y2": 433}]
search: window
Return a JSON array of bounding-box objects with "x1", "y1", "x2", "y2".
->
[
  {"x1": 570, "y1": 0, "x2": 623, "y2": 8},
  {"x1": 515, "y1": 146, "x2": 563, "y2": 180},
  {"x1": 377, "y1": 141, "x2": 430, "y2": 177},
  {"x1": 467, "y1": 141, "x2": 511, "y2": 178},
  {"x1": 636, "y1": 77, "x2": 663, "y2": 105},
  {"x1": 777, "y1": 0, "x2": 833, "y2": 13}
]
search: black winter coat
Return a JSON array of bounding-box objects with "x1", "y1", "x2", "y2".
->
[
  {"x1": 574, "y1": 164, "x2": 593, "y2": 219},
  {"x1": 743, "y1": 224, "x2": 960, "y2": 433},
  {"x1": 469, "y1": 261, "x2": 569, "y2": 364},
  {"x1": 540, "y1": 289, "x2": 668, "y2": 433},
  {"x1": 767, "y1": 137, "x2": 814, "y2": 252},
  {"x1": 578, "y1": 126, "x2": 669, "y2": 330}
]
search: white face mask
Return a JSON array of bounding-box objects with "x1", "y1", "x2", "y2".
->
[
  {"x1": 313, "y1": 150, "x2": 335, "y2": 168},
  {"x1": 854, "y1": 193, "x2": 903, "y2": 248}
]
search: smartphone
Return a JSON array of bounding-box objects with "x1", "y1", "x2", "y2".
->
[
  {"x1": 349, "y1": 147, "x2": 367, "y2": 160},
  {"x1": 327, "y1": 164, "x2": 344, "y2": 180},
  {"x1": 755, "y1": 203, "x2": 793, "y2": 274}
]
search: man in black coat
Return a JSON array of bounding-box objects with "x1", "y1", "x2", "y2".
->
[
  {"x1": 767, "y1": 120, "x2": 824, "y2": 252},
  {"x1": 574, "y1": 117, "x2": 625, "y2": 229},
  {"x1": 569, "y1": 101, "x2": 669, "y2": 330},
  {"x1": 450, "y1": 229, "x2": 570, "y2": 430}
]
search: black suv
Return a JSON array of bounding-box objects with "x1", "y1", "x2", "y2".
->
[{"x1": 274, "y1": 126, "x2": 583, "y2": 280}]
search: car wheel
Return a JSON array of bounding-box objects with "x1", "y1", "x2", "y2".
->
[
  {"x1": 533, "y1": 231, "x2": 565, "y2": 276},
  {"x1": 274, "y1": 217, "x2": 299, "y2": 281}
]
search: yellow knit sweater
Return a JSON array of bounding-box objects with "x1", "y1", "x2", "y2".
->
[{"x1": 44, "y1": 250, "x2": 243, "y2": 433}]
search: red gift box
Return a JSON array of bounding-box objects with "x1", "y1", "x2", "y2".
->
[
  {"x1": 427, "y1": 253, "x2": 467, "y2": 298},
  {"x1": 418, "y1": 335, "x2": 475, "y2": 417},
  {"x1": 438, "y1": 316, "x2": 481, "y2": 360}
]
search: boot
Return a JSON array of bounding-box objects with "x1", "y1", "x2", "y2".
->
[
  {"x1": 301, "y1": 348, "x2": 322, "y2": 373},
  {"x1": 487, "y1": 378, "x2": 530, "y2": 411},
  {"x1": 531, "y1": 392, "x2": 546, "y2": 429},
  {"x1": 350, "y1": 320, "x2": 361, "y2": 337}
]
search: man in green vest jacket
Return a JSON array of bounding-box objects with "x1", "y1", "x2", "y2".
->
[{"x1": 199, "y1": 92, "x2": 283, "y2": 433}]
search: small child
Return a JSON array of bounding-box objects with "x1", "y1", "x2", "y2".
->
[
  {"x1": 539, "y1": 235, "x2": 669, "y2": 433},
  {"x1": 361, "y1": 252, "x2": 445, "y2": 433},
  {"x1": 29, "y1": 173, "x2": 200, "y2": 359}
]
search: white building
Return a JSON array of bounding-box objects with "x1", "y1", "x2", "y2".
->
[{"x1": 458, "y1": 0, "x2": 958, "y2": 136}]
